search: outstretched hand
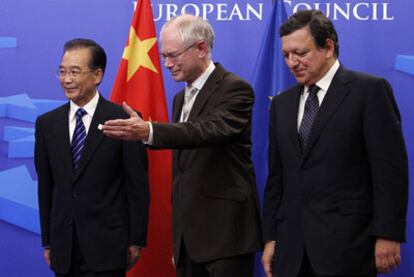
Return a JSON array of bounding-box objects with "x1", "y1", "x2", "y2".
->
[{"x1": 102, "y1": 102, "x2": 150, "y2": 141}]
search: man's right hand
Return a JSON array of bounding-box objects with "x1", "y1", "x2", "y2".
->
[
  {"x1": 44, "y1": 248, "x2": 51, "y2": 267},
  {"x1": 262, "y1": 240, "x2": 276, "y2": 277},
  {"x1": 102, "y1": 102, "x2": 150, "y2": 141},
  {"x1": 375, "y1": 238, "x2": 401, "y2": 273}
]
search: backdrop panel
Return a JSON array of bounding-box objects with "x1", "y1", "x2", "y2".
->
[{"x1": 0, "y1": 1, "x2": 412, "y2": 276}]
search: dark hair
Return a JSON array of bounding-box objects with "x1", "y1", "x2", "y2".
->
[
  {"x1": 280, "y1": 10, "x2": 339, "y2": 57},
  {"x1": 63, "y1": 38, "x2": 107, "y2": 75}
]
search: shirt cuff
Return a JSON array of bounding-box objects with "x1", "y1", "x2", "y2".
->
[
  {"x1": 130, "y1": 245, "x2": 144, "y2": 249},
  {"x1": 142, "y1": 122, "x2": 153, "y2": 145}
]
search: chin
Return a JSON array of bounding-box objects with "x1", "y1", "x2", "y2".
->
[
  {"x1": 172, "y1": 75, "x2": 184, "y2": 82},
  {"x1": 65, "y1": 93, "x2": 78, "y2": 101},
  {"x1": 66, "y1": 93, "x2": 81, "y2": 103},
  {"x1": 295, "y1": 77, "x2": 309, "y2": 86}
]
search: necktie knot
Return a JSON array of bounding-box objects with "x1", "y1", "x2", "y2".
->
[
  {"x1": 308, "y1": 84, "x2": 320, "y2": 96},
  {"x1": 76, "y1": 108, "x2": 87, "y2": 120},
  {"x1": 185, "y1": 86, "x2": 198, "y2": 98}
]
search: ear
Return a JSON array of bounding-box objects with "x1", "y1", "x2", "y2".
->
[
  {"x1": 93, "y1": 68, "x2": 103, "y2": 85},
  {"x1": 196, "y1": 40, "x2": 209, "y2": 58},
  {"x1": 325, "y1": 39, "x2": 335, "y2": 58}
]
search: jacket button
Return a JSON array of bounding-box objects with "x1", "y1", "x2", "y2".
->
[{"x1": 72, "y1": 193, "x2": 78, "y2": 198}]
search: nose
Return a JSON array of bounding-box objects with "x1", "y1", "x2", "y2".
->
[
  {"x1": 61, "y1": 74, "x2": 74, "y2": 84},
  {"x1": 164, "y1": 57, "x2": 174, "y2": 68},
  {"x1": 285, "y1": 54, "x2": 299, "y2": 69}
]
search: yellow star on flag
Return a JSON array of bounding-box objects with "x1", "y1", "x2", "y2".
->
[{"x1": 122, "y1": 27, "x2": 158, "y2": 81}]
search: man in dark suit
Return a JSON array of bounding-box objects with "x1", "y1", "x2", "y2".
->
[
  {"x1": 102, "y1": 14, "x2": 262, "y2": 277},
  {"x1": 261, "y1": 10, "x2": 408, "y2": 277},
  {"x1": 35, "y1": 38, "x2": 150, "y2": 276}
]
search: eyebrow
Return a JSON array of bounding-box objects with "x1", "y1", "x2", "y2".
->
[
  {"x1": 59, "y1": 65, "x2": 82, "y2": 70},
  {"x1": 162, "y1": 50, "x2": 179, "y2": 56}
]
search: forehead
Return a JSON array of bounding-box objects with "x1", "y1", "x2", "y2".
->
[
  {"x1": 281, "y1": 27, "x2": 315, "y2": 51},
  {"x1": 60, "y1": 48, "x2": 91, "y2": 68},
  {"x1": 160, "y1": 25, "x2": 185, "y2": 52}
]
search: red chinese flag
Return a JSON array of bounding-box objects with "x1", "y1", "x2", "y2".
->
[{"x1": 110, "y1": 0, "x2": 174, "y2": 276}]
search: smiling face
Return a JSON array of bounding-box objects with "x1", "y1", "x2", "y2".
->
[
  {"x1": 59, "y1": 48, "x2": 102, "y2": 106},
  {"x1": 282, "y1": 26, "x2": 335, "y2": 86},
  {"x1": 160, "y1": 24, "x2": 207, "y2": 84}
]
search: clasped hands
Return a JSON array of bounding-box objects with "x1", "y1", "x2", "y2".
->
[{"x1": 102, "y1": 102, "x2": 150, "y2": 141}]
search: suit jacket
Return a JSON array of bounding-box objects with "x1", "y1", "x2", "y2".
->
[
  {"x1": 35, "y1": 95, "x2": 149, "y2": 274},
  {"x1": 152, "y1": 63, "x2": 262, "y2": 263},
  {"x1": 262, "y1": 65, "x2": 409, "y2": 276}
]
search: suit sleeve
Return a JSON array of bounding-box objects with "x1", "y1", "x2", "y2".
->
[
  {"x1": 363, "y1": 78, "x2": 409, "y2": 242},
  {"x1": 34, "y1": 117, "x2": 53, "y2": 247},
  {"x1": 262, "y1": 96, "x2": 284, "y2": 241},
  {"x1": 123, "y1": 138, "x2": 150, "y2": 246},
  {"x1": 152, "y1": 78, "x2": 254, "y2": 149}
]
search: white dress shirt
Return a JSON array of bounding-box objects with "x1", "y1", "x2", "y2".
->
[
  {"x1": 297, "y1": 60, "x2": 340, "y2": 129},
  {"x1": 178, "y1": 61, "x2": 216, "y2": 122},
  {"x1": 69, "y1": 91, "x2": 99, "y2": 143},
  {"x1": 146, "y1": 61, "x2": 216, "y2": 145}
]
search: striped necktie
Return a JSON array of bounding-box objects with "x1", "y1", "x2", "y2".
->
[
  {"x1": 181, "y1": 86, "x2": 198, "y2": 122},
  {"x1": 298, "y1": 85, "x2": 320, "y2": 153},
  {"x1": 71, "y1": 108, "x2": 87, "y2": 170}
]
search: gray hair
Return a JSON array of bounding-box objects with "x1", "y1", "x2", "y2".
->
[{"x1": 161, "y1": 14, "x2": 215, "y2": 54}]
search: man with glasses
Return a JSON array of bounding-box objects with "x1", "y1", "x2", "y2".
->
[
  {"x1": 35, "y1": 38, "x2": 150, "y2": 276},
  {"x1": 102, "y1": 14, "x2": 262, "y2": 277}
]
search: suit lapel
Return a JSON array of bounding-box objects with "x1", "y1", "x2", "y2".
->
[
  {"x1": 286, "y1": 86, "x2": 303, "y2": 157},
  {"x1": 302, "y1": 66, "x2": 351, "y2": 160},
  {"x1": 186, "y1": 63, "x2": 225, "y2": 122},
  {"x1": 173, "y1": 90, "x2": 185, "y2": 122},
  {"x1": 172, "y1": 91, "x2": 185, "y2": 164},
  {"x1": 54, "y1": 103, "x2": 75, "y2": 179},
  {"x1": 73, "y1": 95, "x2": 108, "y2": 180}
]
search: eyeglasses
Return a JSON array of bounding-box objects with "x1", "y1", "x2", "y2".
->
[
  {"x1": 160, "y1": 42, "x2": 197, "y2": 63},
  {"x1": 56, "y1": 68, "x2": 95, "y2": 79}
]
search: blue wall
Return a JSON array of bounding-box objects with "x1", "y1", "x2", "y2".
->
[{"x1": 0, "y1": 0, "x2": 412, "y2": 276}]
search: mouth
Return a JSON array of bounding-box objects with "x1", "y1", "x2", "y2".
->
[
  {"x1": 293, "y1": 70, "x2": 305, "y2": 77},
  {"x1": 170, "y1": 70, "x2": 180, "y2": 76},
  {"x1": 64, "y1": 87, "x2": 78, "y2": 94}
]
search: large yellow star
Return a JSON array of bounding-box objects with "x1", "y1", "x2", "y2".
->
[{"x1": 122, "y1": 27, "x2": 158, "y2": 81}]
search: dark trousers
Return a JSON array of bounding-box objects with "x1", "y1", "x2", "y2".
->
[
  {"x1": 55, "y1": 228, "x2": 125, "y2": 277},
  {"x1": 298, "y1": 250, "x2": 376, "y2": 277},
  {"x1": 175, "y1": 239, "x2": 255, "y2": 277}
]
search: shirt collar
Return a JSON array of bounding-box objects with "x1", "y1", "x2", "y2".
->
[
  {"x1": 308, "y1": 59, "x2": 340, "y2": 93},
  {"x1": 187, "y1": 61, "x2": 215, "y2": 91},
  {"x1": 69, "y1": 91, "x2": 99, "y2": 120}
]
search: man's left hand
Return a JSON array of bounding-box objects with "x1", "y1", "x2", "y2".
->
[
  {"x1": 375, "y1": 238, "x2": 401, "y2": 273},
  {"x1": 102, "y1": 102, "x2": 150, "y2": 141},
  {"x1": 127, "y1": 245, "x2": 142, "y2": 271}
]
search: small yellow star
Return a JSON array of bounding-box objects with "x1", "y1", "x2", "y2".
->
[{"x1": 122, "y1": 27, "x2": 158, "y2": 81}]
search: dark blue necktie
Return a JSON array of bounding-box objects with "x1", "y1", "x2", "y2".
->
[
  {"x1": 298, "y1": 85, "x2": 320, "y2": 153},
  {"x1": 71, "y1": 108, "x2": 87, "y2": 170}
]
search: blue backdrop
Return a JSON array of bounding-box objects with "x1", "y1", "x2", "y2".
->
[{"x1": 0, "y1": 0, "x2": 412, "y2": 276}]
